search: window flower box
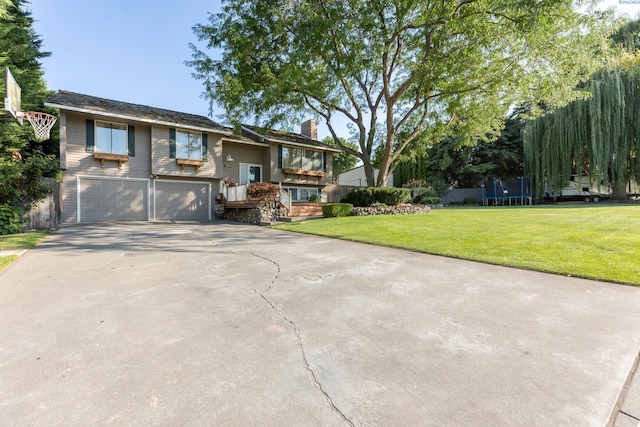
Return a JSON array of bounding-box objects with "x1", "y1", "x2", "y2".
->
[
  {"x1": 176, "y1": 158, "x2": 204, "y2": 172},
  {"x1": 282, "y1": 168, "x2": 325, "y2": 178},
  {"x1": 94, "y1": 152, "x2": 128, "y2": 168}
]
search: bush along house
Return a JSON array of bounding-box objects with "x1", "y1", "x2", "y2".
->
[{"x1": 45, "y1": 91, "x2": 339, "y2": 225}]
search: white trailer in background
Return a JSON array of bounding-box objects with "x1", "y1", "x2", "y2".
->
[
  {"x1": 545, "y1": 175, "x2": 640, "y2": 202},
  {"x1": 628, "y1": 180, "x2": 640, "y2": 198},
  {"x1": 544, "y1": 175, "x2": 611, "y2": 202}
]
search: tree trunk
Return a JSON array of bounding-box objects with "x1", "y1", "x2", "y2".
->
[
  {"x1": 610, "y1": 181, "x2": 628, "y2": 201},
  {"x1": 362, "y1": 160, "x2": 376, "y2": 187},
  {"x1": 376, "y1": 166, "x2": 389, "y2": 187}
]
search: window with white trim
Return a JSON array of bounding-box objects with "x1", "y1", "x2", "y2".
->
[
  {"x1": 304, "y1": 150, "x2": 323, "y2": 172},
  {"x1": 283, "y1": 186, "x2": 320, "y2": 202},
  {"x1": 282, "y1": 146, "x2": 323, "y2": 171},
  {"x1": 176, "y1": 130, "x2": 203, "y2": 160},
  {"x1": 239, "y1": 163, "x2": 262, "y2": 185},
  {"x1": 96, "y1": 121, "x2": 127, "y2": 155}
]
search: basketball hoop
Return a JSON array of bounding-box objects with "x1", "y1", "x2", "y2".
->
[{"x1": 23, "y1": 111, "x2": 57, "y2": 142}]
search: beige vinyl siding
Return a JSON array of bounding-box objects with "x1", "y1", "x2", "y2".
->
[
  {"x1": 151, "y1": 127, "x2": 222, "y2": 177},
  {"x1": 221, "y1": 142, "x2": 268, "y2": 182},
  {"x1": 269, "y1": 143, "x2": 333, "y2": 186},
  {"x1": 61, "y1": 113, "x2": 152, "y2": 223}
]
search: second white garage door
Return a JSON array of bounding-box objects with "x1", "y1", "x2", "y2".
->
[{"x1": 154, "y1": 180, "x2": 211, "y2": 221}]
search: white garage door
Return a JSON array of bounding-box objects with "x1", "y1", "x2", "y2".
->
[
  {"x1": 79, "y1": 177, "x2": 148, "y2": 222},
  {"x1": 154, "y1": 180, "x2": 211, "y2": 221}
]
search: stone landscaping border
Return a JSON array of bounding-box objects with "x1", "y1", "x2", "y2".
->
[{"x1": 352, "y1": 204, "x2": 433, "y2": 216}]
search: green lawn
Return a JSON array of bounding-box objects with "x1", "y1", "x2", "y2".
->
[
  {"x1": 0, "y1": 231, "x2": 51, "y2": 250},
  {"x1": 274, "y1": 205, "x2": 640, "y2": 286},
  {"x1": 0, "y1": 231, "x2": 51, "y2": 271}
]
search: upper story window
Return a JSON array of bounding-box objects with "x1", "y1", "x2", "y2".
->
[
  {"x1": 169, "y1": 128, "x2": 208, "y2": 170},
  {"x1": 96, "y1": 121, "x2": 127, "y2": 155},
  {"x1": 282, "y1": 146, "x2": 323, "y2": 171},
  {"x1": 176, "y1": 130, "x2": 203, "y2": 160},
  {"x1": 305, "y1": 149, "x2": 323, "y2": 172},
  {"x1": 282, "y1": 146, "x2": 302, "y2": 169}
]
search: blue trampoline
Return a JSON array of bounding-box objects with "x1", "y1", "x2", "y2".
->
[{"x1": 482, "y1": 177, "x2": 533, "y2": 206}]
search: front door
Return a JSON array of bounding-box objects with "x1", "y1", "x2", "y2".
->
[{"x1": 240, "y1": 163, "x2": 262, "y2": 184}]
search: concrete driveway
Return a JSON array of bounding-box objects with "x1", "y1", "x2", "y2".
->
[{"x1": 1, "y1": 222, "x2": 639, "y2": 426}]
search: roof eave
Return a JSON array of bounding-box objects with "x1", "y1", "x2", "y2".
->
[
  {"x1": 221, "y1": 136, "x2": 269, "y2": 147},
  {"x1": 241, "y1": 125, "x2": 341, "y2": 152},
  {"x1": 45, "y1": 102, "x2": 234, "y2": 135}
]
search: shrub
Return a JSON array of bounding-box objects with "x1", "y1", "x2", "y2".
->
[
  {"x1": 463, "y1": 197, "x2": 478, "y2": 205},
  {"x1": 421, "y1": 196, "x2": 442, "y2": 205},
  {"x1": 0, "y1": 204, "x2": 24, "y2": 235},
  {"x1": 247, "y1": 182, "x2": 279, "y2": 200},
  {"x1": 307, "y1": 193, "x2": 321, "y2": 203},
  {"x1": 410, "y1": 187, "x2": 439, "y2": 203},
  {"x1": 402, "y1": 179, "x2": 426, "y2": 188},
  {"x1": 322, "y1": 203, "x2": 353, "y2": 217},
  {"x1": 344, "y1": 187, "x2": 411, "y2": 207}
]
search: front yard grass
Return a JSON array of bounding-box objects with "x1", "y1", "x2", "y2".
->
[
  {"x1": 0, "y1": 231, "x2": 51, "y2": 272},
  {"x1": 274, "y1": 204, "x2": 640, "y2": 286}
]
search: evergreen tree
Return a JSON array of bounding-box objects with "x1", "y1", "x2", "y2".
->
[
  {"x1": 394, "y1": 109, "x2": 525, "y2": 188},
  {"x1": 0, "y1": 0, "x2": 58, "y2": 231}
]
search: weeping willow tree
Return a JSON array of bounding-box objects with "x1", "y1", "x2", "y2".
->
[{"x1": 524, "y1": 55, "x2": 640, "y2": 200}]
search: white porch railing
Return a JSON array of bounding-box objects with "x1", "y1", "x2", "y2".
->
[
  {"x1": 278, "y1": 183, "x2": 291, "y2": 211},
  {"x1": 220, "y1": 182, "x2": 291, "y2": 211},
  {"x1": 222, "y1": 183, "x2": 248, "y2": 202}
]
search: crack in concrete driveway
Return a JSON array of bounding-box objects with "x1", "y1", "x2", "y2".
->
[{"x1": 246, "y1": 251, "x2": 354, "y2": 426}]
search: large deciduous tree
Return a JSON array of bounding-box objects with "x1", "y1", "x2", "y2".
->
[
  {"x1": 189, "y1": 0, "x2": 611, "y2": 186},
  {"x1": 524, "y1": 19, "x2": 640, "y2": 200},
  {"x1": 322, "y1": 136, "x2": 358, "y2": 180}
]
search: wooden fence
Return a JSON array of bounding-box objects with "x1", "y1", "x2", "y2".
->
[
  {"x1": 323, "y1": 184, "x2": 358, "y2": 203},
  {"x1": 24, "y1": 178, "x2": 61, "y2": 230}
]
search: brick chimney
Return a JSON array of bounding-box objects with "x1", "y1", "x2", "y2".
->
[{"x1": 301, "y1": 119, "x2": 318, "y2": 140}]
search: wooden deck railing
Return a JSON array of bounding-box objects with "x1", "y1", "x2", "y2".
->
[{"x1": 220, "y1": 182, "x2": 291, "y2": 211}]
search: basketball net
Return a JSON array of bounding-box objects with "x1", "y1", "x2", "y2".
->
[{"x1": 23, "y1": 111, "x2": 57, "y2": 142}]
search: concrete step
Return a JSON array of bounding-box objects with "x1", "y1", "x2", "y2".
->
[{"x1": 279, "y1": 216, "x2": 325, "y2": 223}]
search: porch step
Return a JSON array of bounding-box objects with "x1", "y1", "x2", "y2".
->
[
  {"x1": 288, "y1": 203, "x2": 323, "y2": 217},
  {"x1": 279, "y1": 216, "x2": 325, "y2": 223}
]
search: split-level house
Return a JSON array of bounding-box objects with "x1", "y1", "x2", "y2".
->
[{"x1": 45, "y1": 91, "x2": 339, "y2": 224}]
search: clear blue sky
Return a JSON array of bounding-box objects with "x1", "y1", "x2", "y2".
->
[
  {"x1": 29, "y1": 1, "x2": 225, "y2": 118},
  {"x1": 27, "y1": 0, "x2": 640, "y2": 139}
]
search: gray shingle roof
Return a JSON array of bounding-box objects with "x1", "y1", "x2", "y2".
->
[
  {"x1": 242, "y1": 125, "x2": 339, "y2": 151},
  {"x1": 45, "y1": 90, "x2": 340, "y2": 150},
  {"x1": 45, "y1": 90, "x2": 228, "y2": 132}
]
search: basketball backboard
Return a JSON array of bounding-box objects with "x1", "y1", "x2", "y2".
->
[
  {"x1": 3, "y1": 66, "x2": 57, "y2": 141},
  {"x1": 4, "y1": 66, "x2": 23, "y2": 124}
]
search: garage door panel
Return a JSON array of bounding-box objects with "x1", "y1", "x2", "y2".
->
[
  {"x1": 79, "y1": 178, "x2": 148, "y2": 222},
  {"x1": 155, "y1": 181, "x2": 210, "y2": 221}
]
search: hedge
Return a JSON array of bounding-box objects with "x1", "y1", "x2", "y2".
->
[
  {"x1": 420, "y1": 196, "x2": 442, "y2": 205},
  {"x1": 322, "y1": 203, "x2": 353, "y2": 217},
  {"x1": 343, "y1": 187, "x2": 411, "y2": 207}
]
